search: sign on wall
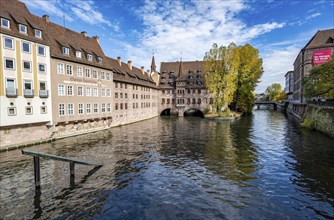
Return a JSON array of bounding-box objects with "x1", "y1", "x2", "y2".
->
[{"x1": 313, "y1": 49, "x2": 332, "y2": 66}]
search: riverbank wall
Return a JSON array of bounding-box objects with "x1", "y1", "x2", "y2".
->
[{"x1": 302, "y1": 104, "x2": 334, "y2": 138}]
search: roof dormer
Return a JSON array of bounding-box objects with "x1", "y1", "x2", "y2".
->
[{"x1": 1, "y1": 18, "x2": 10, "y2": 29}]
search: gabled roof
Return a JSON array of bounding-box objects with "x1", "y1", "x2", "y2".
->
[
  {"x1": 159, "y1": 60, "x2": 205, "y2": 88},
  {"x1": 0, "y1": 0, "x2": 47, "y2": 45},
  {"x1": 105, "y1": 57, "x2": 156, "y2": 88},
  {"x1": 304, "y1": 29, "x2": 334, "y2": 50}
]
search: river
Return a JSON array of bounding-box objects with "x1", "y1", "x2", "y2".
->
[{"x1": 1, "y1": 110, "x2": 334, "y2": 219}]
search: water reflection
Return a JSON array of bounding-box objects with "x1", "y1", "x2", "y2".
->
[{"x1": 1, "y1": 111, "x2": 334, "y2": 219}]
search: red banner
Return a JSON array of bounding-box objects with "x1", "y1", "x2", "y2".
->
[{"x1": 313, "y1": 49, "x2": 332, "y2": 66}]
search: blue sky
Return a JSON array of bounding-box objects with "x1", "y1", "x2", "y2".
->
[{"x1": 22, "y1": 0, "x2": 334, "y2": 92}]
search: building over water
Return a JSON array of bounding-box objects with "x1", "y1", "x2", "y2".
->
[{"x1": 158, "y1": 60, "x2": 213, "y2": 116}]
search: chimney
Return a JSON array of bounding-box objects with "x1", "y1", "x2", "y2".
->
[
  {"x1": 127, "y1": 60, "x2": 132, "y2": 70},
  {"x1": 81, "y1": 31, "x2": 87, "y2": 37},
  {"x1": 92, "y1": 36, "x2": 99, "y2": 43},
  {"x1": 42, "y1": 15, "x2": 50, "y2": 22},
  {"x1": 117, "y1": 56, "x2": 121, "y2": 66},
  {"x1": 141, "y1": 66, "x2": 145, "y2": 75}
]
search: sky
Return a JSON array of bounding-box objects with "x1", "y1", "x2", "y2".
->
[{"x1": 21, "y1": 0, "x2": 334, "y2": 92}]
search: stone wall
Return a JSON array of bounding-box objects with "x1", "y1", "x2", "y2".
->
[
  {"x1": 303, "y1": 104, "x2": 334, "y2": 138},
  {"x1": 0, "y1": 123, "x2": 50, "y2": 150}
]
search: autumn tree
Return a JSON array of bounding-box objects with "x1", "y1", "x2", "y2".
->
[
  {"x1": 204, "y1": 43, "x2": 240, "y2": 112},
  {"x1": 204, "y1": 43, "x2": 263, "y2": 113},
  {"x1": 233, "y1": 44, "x2": 263, "y2": 112},
  {"x1": 265, "y1": 83, "x2": 286, "y2": 102},
  {"x1": 303, "y1": 56, "x2": 334, "y2": 100}
]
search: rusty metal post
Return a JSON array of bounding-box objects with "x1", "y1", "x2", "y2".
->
[
  {"x1": 70, "y1": 162, "x2": 75, "y2": 176},
  {"x1": 33, "y1": 156, "x2": 41, "y2": 189}
]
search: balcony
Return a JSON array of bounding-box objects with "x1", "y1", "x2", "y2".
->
[
  {"x1": 6, "y1": 88, "x2": 18, "y2": 98},
  {"x1": 39, "y1": 90, "x2": 49, "y2": 98},
  {"x1": 24, "y1": 89, "x2": 34, "y2": 98}
]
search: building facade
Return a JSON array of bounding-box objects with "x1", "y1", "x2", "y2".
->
[
  {"x1": 107, "y1": 57, "x2": 158, "y2": 126},
  {"x1": 0, "y1": 0, "x2": 52, "y2": 147},
  {"x1": 292, "y1": 29, "x2": 334, "y2": 103},
  {"x1": 158, "y1": 60, "x2": 213, "y2": 116},
  {"x1": 285, "y1": 70, "x2": 294, "y2": 101}
]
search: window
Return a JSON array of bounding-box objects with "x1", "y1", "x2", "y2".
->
[
  {"x1": 1, "y1": 18, "x2": 10, "y2": 28},
  {"x1": 77, "y1": 66, "x2": 83, "y2": 76},
  {"x1": 4, "y1": 37, "x2": 14, "y2": 49},
  {"x1": 93, "y1": 103, "x2": 98, "y2": 113},
  {"x1": 59, "y1": 104, "x2": 65, "y2": 116},
  {"x1": 115, "y1": 103, "x2": 118, "y2": 110},
  {"x1": 107, "y1": 103, "x2": 111, "y2": 112},
  {"x1": 106, "y1": 72, "x2": 110, "y2": 80},
  {"x1": 38, "y1": 45, "x2": 45, "y2": 56},
  {"x1": 125, "y1": 84, "x2": 127, "y2": 89},
  {"x1": 92, "y1": 70, "x2": 98, "y2": 79},
  {"x1": 19, "y1": 24, "x2": 27, "y2": 34},
  {"x1": 78, "y1": 103, "x2": 84, "y2": 114},
  {"x1": 68, "y1": 104, "x2": 74, "y2": 115},
  {"x1": 66, "y1": 64, "x2": 73, "y2": 75},
  {"x1": 24, "y1": 80, "x2": 33, "y2": 97},
  {"x1": 35, "y1": 29, "x2": 42, "y2": 38},
  {"x1": 101, "y1": 72, "x2": 105, "y2": 80},
  {"x1": 93, "y1": 87, "x2": 98, "y2": 97},
  {"x1": 23, "y1": 61, "x2": 31, "y2": 72},
  {"x1": 85, "y1": 68, "x2": 91, "y2": 78},
  {"x1": 76, "y1": 51, "x2": 82, "y2": 58},
  {"x1": 87, "y1": 53, "x2": 93, "y2": 61},
  {"x1": 86, "y1": 87, "x2": 91, "y2": 96},
  {"x1": 39, "y1": 81, "x2": 46, "y2": 91},
  {"x1": 67, "y1": 85, "x2": 73, "y2": 96},
  {"x1": 38, "y1": 63, "x2": 46, "y2": 74},
  {"x1": 106, "y1": 89, "x2": 111, "y2": 97},
  {"x1": 57, "y1": 63, "x2": 64, "y2": 74},
  {"x1": 58, "y1": 84, "x2": 65, "y2": 96},
  {"x1": 101, "y1": 88, "x2": 106, "y2": 97},
  {"x1": 5, "y1": 78, "x2": 16, "y2": 96},
  {"x1": 125, "y1": 93, "x2": 128, "y2": 99},
  {"x1": 40, "y1": 106, "x2": 47, "y2": 114},
  {"x1": 25, "y1": 106, "x2": 33, "y2": 115},
  {"x1": 5, "y1": 58, "x2": 14, "y2": 70},
  {"x1": 63, "y1": 47, "x2": 69, "y2": 55},
  {"x1": 101, "y1": 103, "x2": 106, "y2": 113},
  {"x1": 125, "y1": 103, "x2": 128, "y2": 109},
  {"x1": 120, "y1": 93, "x2": 123, "y2": 98},
  {"x1": 120, "y1": 83, "x2": 123, "y2": 89},
  {"x1": 120, "y1": 103, "x2": 123, "y2": 110},
  {"x1": 8, "y1": 107, "x2": 16, "y2": 116},
  {"x1": 98, "y1": 56, "x2": 103, "y2": 63},
  {"x1": 78, "y1": 86, "x2": 83, "y2": 96},
  {"x1": 115, "y1": 82, "x2": 118, "y2": 88},
  {"x1": 115, "y1": 92, "x2": 118, "y2": 98},
  {"x1": 22, "y1": 42, "x2": 30, "y2": 53},
  {"x1": 86, "y1": 103, "x2": 91, "y2": 114}
]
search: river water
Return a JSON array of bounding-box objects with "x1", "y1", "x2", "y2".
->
[{"x1": 1, "y1": 110, "x2": 334, "y2": 219}]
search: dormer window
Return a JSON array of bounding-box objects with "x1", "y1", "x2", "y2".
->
[
  {"x1": 1, "y1": 18, "x2": 10, "y2": 28},
  {"x1": 35, "y1": 29, "x2": 42, "y2": 38},
  {"x1": 76, "y1": 50, "x2": 82, "y2": 58},
  {"x1": 19, "y1": 24, "x2": 27, "y2": 34},
  {"x1": 63, "y1": 47, "x2": 69, "y2": 55},
  {"x1": 97, "y1": 56, "x2": 103, "y2": 63},
  {"x1": 87, "y1": 53, "x2": 93, "y2": 61}
]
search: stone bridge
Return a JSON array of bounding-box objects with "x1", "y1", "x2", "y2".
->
[{"x1": 159, "y1": 103, "x2": 211, "y2": 117}]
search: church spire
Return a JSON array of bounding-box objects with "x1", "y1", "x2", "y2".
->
[
  {"x1": 178, "y1": 56, "x2": 183, "y2": 78},
  {"x1": 151, "y1": 53, "x2": 156, "y2": 73}
]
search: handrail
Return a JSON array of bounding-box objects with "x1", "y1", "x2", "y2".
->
[{"x1": 22, "y1": 149, "x2": 102, "y2": 189}]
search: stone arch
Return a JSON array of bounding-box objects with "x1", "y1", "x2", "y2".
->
[{"x1": 183, "y1": 108, "x2": 204, "y2": 118}]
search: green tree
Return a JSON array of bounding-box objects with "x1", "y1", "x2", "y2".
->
[
  {"x1": 303, "y1": 56, "x2": 334, "y2": 100},
  {"x1": 233, "y1": 44, "x2": 263, "y2": 112},
  {"x1": 204, "y1": 43, "x2": 240, "y2": 112},
  {"x1": 265, "y1": 83, "x2": 286, "y2": 102}
]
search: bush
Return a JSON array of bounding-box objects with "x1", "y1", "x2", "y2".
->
[
  {"x1": 204, "y1": 107, "x2": 210, "y2": 115},
  {"x1": 301, "y1": 118, "x2": 315, "y2": 129}
]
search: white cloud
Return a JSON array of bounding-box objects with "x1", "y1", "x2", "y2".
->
[
  {"x1": 123, "y1": 0, "x2": 285, "y2": 80},
  {"x1": 306, "y1": 12, "x2": 321, "y2": 20},
  {"x1": 67, "y1": 0, "x2": 118, "y2": 31},
  {"x1": 21, "y1": 0, "x2": 74, "y2": 22}
]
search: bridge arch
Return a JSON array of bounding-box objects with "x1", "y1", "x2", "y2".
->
[{"x1": 183, "y1": 108, "x2": 204, "y2": 118}]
